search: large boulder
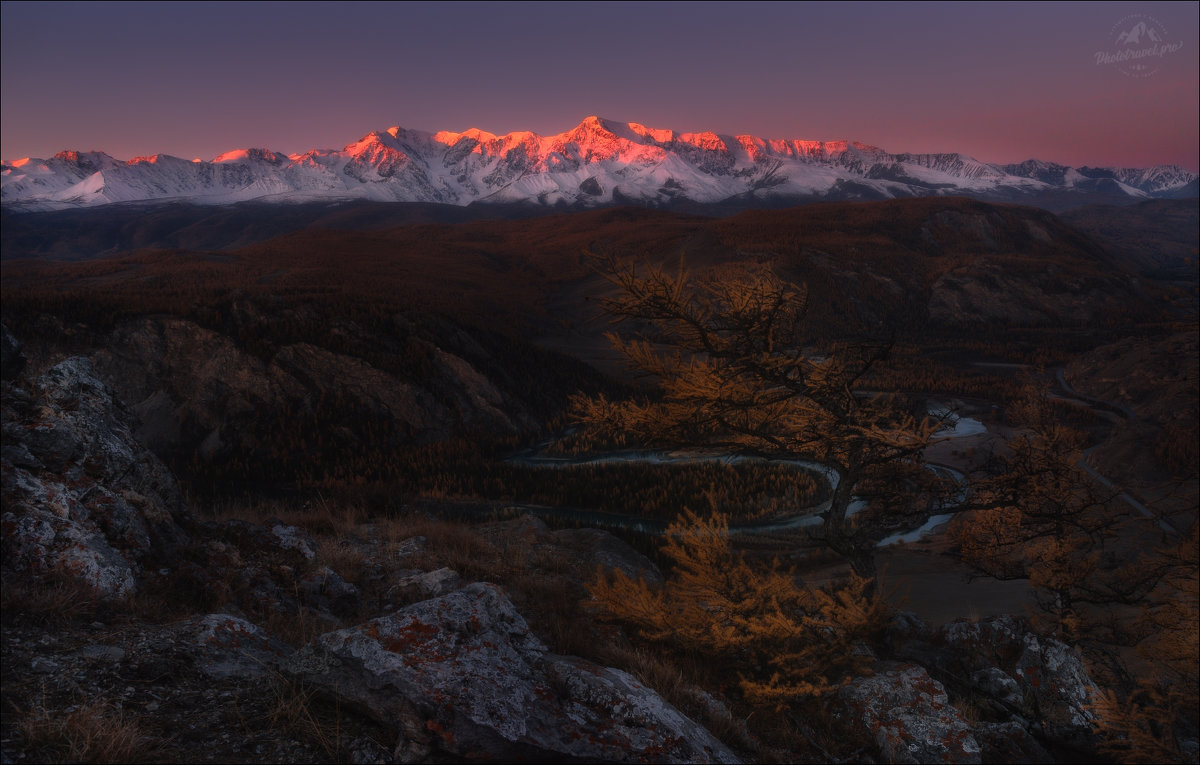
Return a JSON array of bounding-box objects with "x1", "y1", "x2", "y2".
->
[
  {"x1": 290, "y1": 582, "x2": 739, "y2": 763},
  {"x1": 835, "y1": 663, "x2": 981, "y2": 764},
  {"x1": 2, "y1": 357, "x2": 188, "y2": 600}
]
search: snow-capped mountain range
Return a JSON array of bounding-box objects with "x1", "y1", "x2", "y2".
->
[{"x1": 3, "y1": 116, "x2": 1196, "y2": 212}]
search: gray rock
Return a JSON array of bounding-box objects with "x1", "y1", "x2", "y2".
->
[
  {"x1": 391, "y1": 567, "x2": 461, "y2": 600},
  {"x1": 889, "y1": 610, "x2": 933, "y2": 639},
  {"x1": 30, "y1": 656, "x2": 58, "y2": 674},
  {"x1": 291, "y1": 582, "x2": 739, "y2": 763},
  {"x1": 1, "y1": 442, "x2": 41, "y2": 470},
  {"x1": 835, "y1": 663, "x2": 981, "y2": 764},
  {"x1": 392, "y1": 535, "x2": 427, "y2": 561},
  {"x1": 268, "y1": 523, "x2": 317, "y2": 562},
  {"x1": 971, "y1": 667, "x2": 1024, "y2": 708},
  {"x1": 1012, "y1": 631, "x2": 1098, "y2": 750},
  {"x1": 77, "y1": 644, "x2": 127, "y2": 663},
  {"x1": 972, "y1": 721, "x2": 1054, "y2": 764},
  {"x1": 298, "y1": 565, "x2": 361, "y2": 617},
  {"x1": 1180, "y1": 738, "x2": 1199, "y2": 761},
  {"x1": 185, "y1": 613, "x2": 295, "y2": 680},
  {"x1": 481, "y1": 514, "x2": 664, "y2": 586},
  {"x1": 2, "y1": 509, "x2": 140, "y2": 599}
]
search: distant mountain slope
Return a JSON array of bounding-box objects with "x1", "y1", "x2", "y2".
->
[
  {"x1": 4, "y1": 116, "x2": 1194, "y2": 212},
  {"x1": 0, "y1": 197, "x2": 1175, "y2": 486},
  {"x1": 1062, "y1": 198, "x2": 1200, "y2": 281},
  {"x1": 0, "y1": 200, "x2": 543, "y2": 261},
  {"x1": 2, "y1": 198, "x2": 1165, "y2": 344}
]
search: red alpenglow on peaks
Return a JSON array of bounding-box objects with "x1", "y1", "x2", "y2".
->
[{"x1": 2, "y1": 117, "x2": 1195, "y2": 212}]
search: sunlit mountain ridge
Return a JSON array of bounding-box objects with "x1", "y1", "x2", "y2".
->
[{"x1": 3, "y1": 116, "x2": 1196, "y2": 212}]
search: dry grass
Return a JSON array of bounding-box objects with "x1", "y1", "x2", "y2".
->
[
  {"x1": 950, "y1": 692, "x2": 988, "y2": 725},
  {"x1": 401, "y1": 518, "x2": 504, "y2": 581},
  {"x1": 591, "y1": 642, "x2": 781, "y2": 760},
  {"x1": 0, "y1": 573, "x2": 103, "y2": 627},
  {"x1": 263, "y1": 607, "x2": 324, "y2": 649},
  {"x1": 316, "y1": 538, "x2": 369, "y2": 586},
  {"x1": 15, "y1": 698, "x2": 161, "y2": 764},
  {"x1": 287, "y1": 499, "x2": 368, "y2": 539},
  {"x1": 261, "y1": 672, "x2": 369, "y2": 762},
  {"x1": 207, "y1": 494, "x2": 367, "y2": 539},
  {"x1": 506, "y1": 570, "x2": 592, "y2": 656},
  {"x1": 203, "y1": 495, "x2": 287, "y2": 524}
]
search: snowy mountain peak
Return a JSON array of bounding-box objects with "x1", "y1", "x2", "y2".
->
[
  {"x1": 578, "y1": 114, "x2": 611, "y2": 131},
  {"x1": 566, "y1": 115, "x2": 622, "y2": 140},
  {"x1": 213, "y1": 148, "x2": 288, "y2": 165},
  {"x1": 434, "y1": 127, "x2": 497, "y2": 145},
  {"x1": 629, "y1": 122, "x2": 675, "y2": 143},
  {"x1": 3, "y1": 117, "x2": 1195, "y2": 212},
  {"x1": 53, "y1": 149, "x2": 106, "y2": 163}
]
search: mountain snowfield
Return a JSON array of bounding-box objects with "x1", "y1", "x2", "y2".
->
[{"x1": 3, "y1": 116, "x2": 1196, "y2": 211}]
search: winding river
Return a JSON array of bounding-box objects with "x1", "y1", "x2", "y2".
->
[
  {"x1": 475, "y1": 364, "x2": 1169, "y2": 545},
  {"x1": 503, "y1": 403, "x2": 981, "y2": 544}
]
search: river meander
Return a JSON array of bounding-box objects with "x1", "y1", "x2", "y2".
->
[{"x1": 503, "y1": 402, "x2": 985, "y2": 543}]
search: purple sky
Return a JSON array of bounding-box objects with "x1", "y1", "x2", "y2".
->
[{"x1": 3, "y1": 1, "x2": 1197, "y2": 170}]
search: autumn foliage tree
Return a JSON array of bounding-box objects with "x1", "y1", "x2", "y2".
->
[
  {"x1": 955, "y1": 385, "x2": 1200, "y2": 762},
  {"x1": 954, "y1": 389, "x2": 1130, "y2": 643},
  {"x1": 571, "y1": 255, "x2": 948, "y2": 580},
  {"x1": 589, "y1": 510, "x2": 884, "y2": 705}
]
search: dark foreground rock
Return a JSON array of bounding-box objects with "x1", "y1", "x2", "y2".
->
[
  {"x1": 2, "y1": 355, "x2": 188, "y2": 600},
  {"x1": 292, "y1": 582, "x2": 740, "y2": 763}
]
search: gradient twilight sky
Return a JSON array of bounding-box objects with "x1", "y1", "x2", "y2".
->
[{"x1": 2, "y1": 1, "x2": 1197, "y2": 171}]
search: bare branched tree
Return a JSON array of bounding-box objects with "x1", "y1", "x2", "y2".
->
[{"x1": 571, "y1": 254, "x2": 947, "y2": 581}]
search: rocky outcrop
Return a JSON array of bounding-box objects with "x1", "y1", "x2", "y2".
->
[
  {"x1": 937, "y1": 616, "x2": 1099, "y2": 751},
  {"x1": 549, "y1": 526, "x2": 665, "y2": 586},
  {"x1": 890, "y1": 613, "x2": 1100, "y2": 756},
  {"x1": 88, "y1": 316, "x2": 455, "y2": 457},
  {"x1": 291, "y1": 582, "x2": 739, "y2": 763},
  {"x1": 835, "y1": 663, "x2": 980, "y2": 764},
  {"x1": 971, "y1": 721, "x2": 1055, "y2": 764},
  {"x1": 70, "y1": 312, "x2": 546, "y2": 481},
  {"x1": 2, "y1": 354, "x2": 188, "y2": 600}
]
